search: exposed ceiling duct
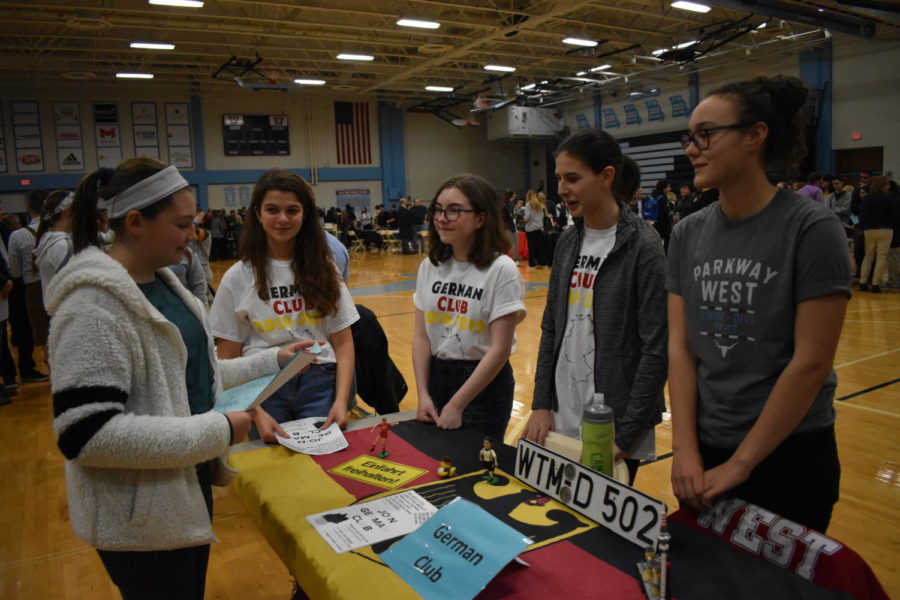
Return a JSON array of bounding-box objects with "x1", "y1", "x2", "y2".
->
[{"x1": 704, "y1": 0, "x2": 877, "y2": 37}]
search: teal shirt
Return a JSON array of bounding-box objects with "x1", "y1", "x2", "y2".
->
[{"x1": 137, "y1": 277, "x2": 214, "y2": 414}]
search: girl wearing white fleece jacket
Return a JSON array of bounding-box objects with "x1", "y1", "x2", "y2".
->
[{"x1": 48, "y1": 158, "x2": 309, "y2": 600}]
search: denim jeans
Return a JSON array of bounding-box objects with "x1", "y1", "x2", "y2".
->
[
  {"x1": 428, "y1": 357, "x2": 514, "y2": 442},
  {"x1": 260, "y1": 362, "x2": 337, "y2": 424}
]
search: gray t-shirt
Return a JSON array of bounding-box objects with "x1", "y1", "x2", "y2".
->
[{"x1": 666, "y1": 189, "x2": 851, "y2": 448}]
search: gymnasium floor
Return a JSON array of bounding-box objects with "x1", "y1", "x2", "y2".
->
[{"x1": 1, "y1": 250, "x2": 897, "y2": 599}]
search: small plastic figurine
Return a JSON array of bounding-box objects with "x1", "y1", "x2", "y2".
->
[
  {"x1": 437, "y1": 456, "x2": 457, "y2": 478},
  {"x1": 479, "y1": 437, "x2": 499, "y2": 484},
  {"x1": 369, "y1": 417, "x2": 393, "y2": 458}
]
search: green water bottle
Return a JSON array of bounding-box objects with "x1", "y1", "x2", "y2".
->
[{"x1": 581, "y1": 393, "x2": 615, "y2": 477}]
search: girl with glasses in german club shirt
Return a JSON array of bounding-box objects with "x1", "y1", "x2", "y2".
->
[
  {"x1": 668, "y1": 75, "x2": 851, "y2": 532},
  {"x1": 523, "y1": 131, "x2": 668, "y2": 486},
  {"x1": 413, "y1": 174, "x2": 526, "y2": 442},
  {"x1": 209, "y1": 169, "x2": 359, "y2": 441},
  {"x1": 47, "y1": 158, "x2": 311, "y2": 599}
]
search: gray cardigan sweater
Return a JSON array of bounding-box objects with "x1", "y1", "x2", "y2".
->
[{"x1": 533, "y1": 208, "x2": 668, "y2": 451}]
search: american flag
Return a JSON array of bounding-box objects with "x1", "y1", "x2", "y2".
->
[{"x1": 334, "y1": 101, "x2": 371, "y2": 164}]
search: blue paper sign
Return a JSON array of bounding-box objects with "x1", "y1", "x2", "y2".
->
[
  {"x1": 381, "y1": 497, "x2": 530, "y2": 600},
  {"x1": 212, "y1": 374, "x2": 276, "y2": 413}
]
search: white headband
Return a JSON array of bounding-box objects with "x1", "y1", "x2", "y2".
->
[
  {"x1": 44, "y1": 192, "x2": 74, "y2": 222},
  {"x1": 103, "y1": 166, "x2": 189, "y2": 219}
]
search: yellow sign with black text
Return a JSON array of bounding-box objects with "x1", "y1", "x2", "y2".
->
[{"x1": 329, "y1": 456, "x2": 428, "y2": 490}]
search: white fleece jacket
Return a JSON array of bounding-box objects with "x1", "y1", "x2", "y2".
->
[{"x1": 45, "y1": 246, "x2": 280, "y2": 551}]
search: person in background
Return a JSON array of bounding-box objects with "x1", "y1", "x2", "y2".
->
[
  {"x1": 675, "y1": 182, "x2": 698, "y2": 222},
  {"x1": 522, "y1": 189, "x2": 548, "y2": 268},
  {"x1": 7, "y1": 190, "x2": 50, "y2": 381},
  {"x1": 523, "y1": 131, "x2": 667, "y2": 485},
  {"x1": 357, "y1": 206, "x2": 372, "y2": 230},
  {"x1": 168, "y1": 245, "x2": 209, "y2": 305},
  {"x1": 647, "y1": 179, "x2": 673, "y2": 249},
  {"x1": 33, "y1": 190, "x2": 75, "y2": 310},
  {"x1": 668, "y1": 75, "x2": 849, "y2": 532},
  {"x1": 209, "y1": 169, "x2": 359, "y2": 440},
  {"x1": 410, "y1": 197, "x2": 428, "y2": 232},
  {"x1": 796, "y1": 172, "x2": 825, "y2": 204},
  {"x1": 209, "y1": 210, "x2": 227, "y2": 261},
  {"x1": 858, "y1": 175, "x2": 899, "y2": 293},
  {"x1": 49, "y1": 158, "x2": 309, "y2": 599},
  {"x1": 0, "y1": 200, "x2": 15, "y2": 405},
  {"x1": 413, "y1": 174, "x2": 525, "y2": 442},
  {"x1": 502, "y1": 190, "x2": 519, "y2": 263}
]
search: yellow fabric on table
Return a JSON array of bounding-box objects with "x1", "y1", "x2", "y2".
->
[{"x1": 230, "y1": 446, "x2": 418, "y2": 599}]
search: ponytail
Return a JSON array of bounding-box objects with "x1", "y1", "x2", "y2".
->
[
  {"x1": 709, "y1": 75, "x2": 809, "y2": 173},
  {"x1": 614, "y1": 155, "x2": 642, "y2": 204},
  {"x1": 72, "y1": 170, "x2": 108, "y2": 253},
  {"x1": 558, "y1": 128, "x2": 642, "y2": 206}
]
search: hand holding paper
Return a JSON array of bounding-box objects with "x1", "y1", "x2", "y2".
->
[{"x1": 277, "y1": 340, "x2": 325, "y2": 368}]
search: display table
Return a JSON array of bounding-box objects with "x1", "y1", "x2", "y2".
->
[{"x1": 229, "y1": 419, "x2": 872, "y2": 600}]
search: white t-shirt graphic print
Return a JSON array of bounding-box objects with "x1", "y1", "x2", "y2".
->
[
  {"x1": 553, "y1": 225, "x2": 615, "y2": 437},
  {"x1": 209, "y1": 258, "x2": 359, "y2": 363},
  {"x1": 413, "y1": 255, "x2": 525, "y2": 360}
]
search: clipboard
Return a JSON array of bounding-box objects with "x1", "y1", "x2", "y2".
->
[{"x1": 213, "y1": 346, "x2": 320, "y2": 413}]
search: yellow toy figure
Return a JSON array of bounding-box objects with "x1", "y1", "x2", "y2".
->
[
  {"x1": 369, "y1": 417, "x2": 393, "y2": 458},
  {"x1": 437, "y1": 456, "x2": 457, "y2": 478},
  {"x1": 479, "y1": 437, "x2": 499, "y2": 484}
]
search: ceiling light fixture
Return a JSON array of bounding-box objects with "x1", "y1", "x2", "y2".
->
[
  {"x1": 562, "y1": 37, "x2": 598, "y2": 47},
  {"x1": 148, "y1": 0, "x2": 204, "y2": 7},
  {"x1": 484, "y1": 64, "x2": 516, "y2": 72},
  {"x1": 295, "y1": 79, "x2": 326, "y2": 85},
  {"x1": 116, "y1": 72, "x2": 154, "y2": 79},
  {"x1": 576, "y1": 71, "x2": 587, "y2": 76},
  {"x1": 671, "y1": 1, "x2": 711, "y2": 13},
  {"x1": 521, "y1": 83, "x2": 536, "y2": 91},
  {"x1": 425, "y1": 85, "x2": 454, "y2": 92},
  {"x1": 130, "y1": 42, "x2": 175, "y2": 50},
  {"x1": 590, "y1": 64, "x2": 611, "y2": 71},
  {"x1": 652, "y1": 48, "x2": 667, "y2": 55},
  {"x1": 397, "y1": 18, "x2": 440, "y2": 29},
  {"x1": 337, "y1": 53, "x2": 374, "y2": 61},
  {"x1": 675, "y1": 40, "x2": 698, "y2": 49}
]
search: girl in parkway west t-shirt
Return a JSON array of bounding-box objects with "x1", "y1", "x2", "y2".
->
[
  {"x1": 209, "y1": 170, "x2": 358, "y2": 440},
  {"x1": 412, "y1": 174, "x2": 525, "y2": 442}
]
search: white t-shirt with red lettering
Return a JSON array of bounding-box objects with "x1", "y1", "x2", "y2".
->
[
  {"x1": 413, "y1": 254, "x2": 525, "y2": 360},
  {"x1": 209, "y1": 258, "x2": 359, "y2": 363},
  {"x1": 554, "y1": 225, "x2": 616, "y2": 436}
]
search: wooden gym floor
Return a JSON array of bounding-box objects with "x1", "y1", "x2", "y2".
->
[{"x1": 1, "y1": 250, "x2": 897, "y2": 599}]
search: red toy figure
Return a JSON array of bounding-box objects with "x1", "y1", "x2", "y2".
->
[{"x1": 370, "y1": 417, "x2": 393, "y2": 458}]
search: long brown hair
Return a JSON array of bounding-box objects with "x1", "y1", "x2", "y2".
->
[
  {"x1": 241, "y1": 169, "x2": 340, "y2": 317},
  {"x1": 427, "y1": 174, "x2": 510, "y2": 269}
]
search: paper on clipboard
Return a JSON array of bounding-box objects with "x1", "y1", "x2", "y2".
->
[{"x1": 213, "y1": 346, "x2": 320, "y2": 413}]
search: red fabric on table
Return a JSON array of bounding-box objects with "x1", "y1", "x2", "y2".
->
[
  {"x1": 311, "y1": 428, "x2": 442, "y2": 499},
  {"x1": 481, "y1": 541, "x2": 649, "y2": 600}
]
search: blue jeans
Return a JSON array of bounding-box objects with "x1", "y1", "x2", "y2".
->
[
  {"x1": 260, "y1": 362, "x2": 336, "y2": 423},
  {"x1": 428, "y1": 357, "x2": 514, "y2": 442}
]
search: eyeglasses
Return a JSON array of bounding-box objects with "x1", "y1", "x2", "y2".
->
[
  {"x1": 428, "y1": 205, "x2": 478, "y2": 222},
  {"x1": 680, "y1": 122, "x2": 753, "y2": 151}
]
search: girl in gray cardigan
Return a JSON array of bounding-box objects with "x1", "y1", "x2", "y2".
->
[
  {"x1": 523, "y1": 130, "x2": 668, "y2": 485},
  {"x1": 48, "y1": 158, "x2": 308, "y2": 599}
]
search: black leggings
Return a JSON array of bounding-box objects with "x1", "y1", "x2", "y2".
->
[{"x1": 699, "y1": 425, "x2": 840, "y2": 532}]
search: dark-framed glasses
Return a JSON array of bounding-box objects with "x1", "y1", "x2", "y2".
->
[
  {"x1": 429, "y1": 205, "x2": 478, "y2": 222},
  {"x1": 680, "y1": 122, "x2": 754, "y2": 151}
]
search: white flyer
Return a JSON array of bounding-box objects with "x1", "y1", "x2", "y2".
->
[
  {"x1": 306, "y1": 490, "x2": 437, "y2": 554},
  {"x1": 276, "y1": 417, "x2": 348, "y2": 455}
]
